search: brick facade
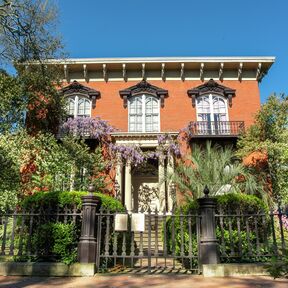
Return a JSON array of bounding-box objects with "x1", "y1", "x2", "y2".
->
[{"x1": 65, "y1": 79, "x2": 260, "y2": 132}]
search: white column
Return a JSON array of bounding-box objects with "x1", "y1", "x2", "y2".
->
[
  {"x1": 115, "y1": 153, "x2": 122, "y2": 201},
  {"x1": 158, "y1": 154, "x2": 166, "y2": 212},
  {"x1": 124, "y1": 159, "x2": 132, "y2": 212},
  {"x1": 167, "y1": 155, "x2": 175, "y2": 212}
]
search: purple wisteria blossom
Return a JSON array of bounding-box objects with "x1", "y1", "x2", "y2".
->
[
  {"x1": 168, "y1": 143, "x2": 181, "y2": 157},
  {"x1": 61, "y1": 119, "x2": 182, "y2": 166},
  {"x1": 110, "y1": 144, "x2": 145, "y2": 166},
  {"x1": 182, "y1": 122, "x2": 196, "y2": 140},
  {"x1": 157, "y1": 134, "x2": 181, "y2": 157},
  {"x1": 60, "y1": 117, "x2": 116, "y2": 142}
]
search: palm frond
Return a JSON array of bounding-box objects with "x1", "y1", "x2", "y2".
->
[{"x1": 166, "y1": 141, "x2": 266, "y2": 200}]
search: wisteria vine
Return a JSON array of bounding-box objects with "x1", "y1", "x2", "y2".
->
[
  {"x1": 60, "y1": 117, "x2": 182, "y2": 167},
  {"x1": 60, "y1": 117, "x2": 116, "y2": 143}
]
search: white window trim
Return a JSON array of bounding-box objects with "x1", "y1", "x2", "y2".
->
[
  {"x1": 128, "y1": 94, "x2": 160, "y2": 133},
  {"x1": 67, "y1": 94, "x2": 92, "y2": 118},
  {"x1": 196, "y1": 93, "x2": 229, "y2": 122}
]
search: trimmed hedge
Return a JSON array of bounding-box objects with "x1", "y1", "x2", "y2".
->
[
  {"x1": 178, "y1": 193, "x2": 268, "y2": 215},
  {"x1": 21, "y1": 190, "x2": 125, "y2": 212}
]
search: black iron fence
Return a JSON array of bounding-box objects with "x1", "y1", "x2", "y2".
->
[
  {"x1": 95, "y1": 208, "x2": 200, "y2": 273},
  {"x1": 0, "y1": 206, "x2": 81, "y2": 261},
  {"x1": 0, "y1": 193, "x2": 287, "y2": 274},
  {"x1": 215, "y1": 208, "x2": 288, "y2": 263}
]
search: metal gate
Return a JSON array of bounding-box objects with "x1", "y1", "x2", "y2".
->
[{"x1": 95, "y1": 208, "x2": 201, "y2": 274}]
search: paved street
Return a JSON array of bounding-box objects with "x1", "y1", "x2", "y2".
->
[{"x1": 0, "y1": 275, "x2": 287, "y2": 288}]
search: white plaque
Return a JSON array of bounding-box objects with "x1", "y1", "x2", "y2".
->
[
  {"x1": 115, "y1": 214, "x2": 128, "y2": 231},
  {"x1": 131, "y1": 213, "x2": 145, "y2": 232}
]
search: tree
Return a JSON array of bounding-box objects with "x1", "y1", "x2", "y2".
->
[
  {"x1": 0, "y1": 0, "x2": 67, "y2": 134},
  {"x1": 0, "y1": 0, "x2": 63, "y2": 64},
  {"x1": 237, "y1": 94, "x2": 288, "y2": 204},
  {"x1": 0, "y1": 130, "x2": 107, "y2": 205},
  {"x1": 0, "y1": 69, "x2": 26, "y2": 132},
  {"x1": 168, "y1": 141, "x2": 265, "y2": 201}
]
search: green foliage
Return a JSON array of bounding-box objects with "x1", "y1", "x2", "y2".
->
[
  {"x1": 166, "y1": 194, "x2": 269, "y2": 265},
  {"x1": 237, "y1": 94, "x2": 288, "y2": 204},
  {"x1": 215, "y1": 228, "x2": 271, "y2": 263},
  {"x1": 31, "y1": 222, "x2": 77, "y2": 265},
  {"x1": 266, "y1": 249, "x2": 288, "y2": 279},
  {"x1": 0, "y1": 0, "x2": 66, "y2": 134},
  {"x1": 168, "y1": 141, "x2": 265, "y2": 200},
  {"x1": 20, "y1": 65, "x2": 66, "y2": 135},
  {"x1": 32, "y1": 222, "x2": 54, "y2": 258},
  {"x1": 214, "y1": 193, "x2": 269, "y2": 214},
  {"x1": 0, "y1": 71, "x2": 26, "y2": 133},
  {"x1": 61, "y1": 136, "x2": 107, "y2": 192},
  {"x1": 21, "y1": 190, "x2": 124, "y2": 212},
  {"x1": 0, "y1": 0, "x2": 64, "y2": 63},
  {"x1": 0, "y1": 131, "x2": 107, "y2": 203},
  {"x1": 51, "y1": 222, "x2": 78, "y2": 265},
  {"x1": 176, "y1": 193, "x2": 268, "y2": 216},
  {"x1": 20, "y1": 191, "x2": 124, "y2": 264}
]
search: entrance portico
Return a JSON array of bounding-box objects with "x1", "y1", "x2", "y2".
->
[{"x1": 112, "y1": 132, "x2": 176, "y2": 213}]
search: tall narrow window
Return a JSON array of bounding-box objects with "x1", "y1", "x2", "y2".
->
[
  {"x1": 196, "y1": 94, "x2": 229, "y2": 134},
  {"x1": 145, "y1": 96, "x2": 159, "y2": 132},
  {"x1": 67, "y1": 95, "x2": 91, "y2": 118},
  {"x1": 128, "y1": 94, "x2": 160, "y2": 132}
]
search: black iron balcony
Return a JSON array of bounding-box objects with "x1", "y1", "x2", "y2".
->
[{"x1": 187, "y1": 121, "x2": 245, "y2": 137}]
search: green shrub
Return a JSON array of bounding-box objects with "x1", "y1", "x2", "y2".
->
[
  {"x1": 266, "y1": 249, "x2": 288, "y2": 279},
  {"x1": 21, "y1": 190, "x2": 125, "y2": 212},
  {"x1": 165, "y1": 193, "x2": 270, "y2": 266},
  {"x1": 52, "y1": 222, "x2": 78, "y2": 265},
  {"x1": 215, "y1": 193, "x2": 269, "y2": 214},
  {"x1": 180, "y1": 193, "x2": 268, "y2": 215},
  {"x1": 19, "y1": 190, "x2": 124, "y2": 264}
]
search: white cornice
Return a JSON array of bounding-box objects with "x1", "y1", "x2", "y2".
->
[
  {"x1": 47, "y1": 56, "x2": 275, "y2": 65},
  {"x1": 32, "y1": 56, "x2": 275, "y2": 82}
]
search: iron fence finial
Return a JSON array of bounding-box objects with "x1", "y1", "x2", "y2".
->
[
  {"x1": 87, "y1": 183, "x2": 96, "y2": 195},
  {"x1": 204, "y1": 185, "x2": 209, "y2": 197}
]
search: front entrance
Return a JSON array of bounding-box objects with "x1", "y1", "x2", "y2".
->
[
  {"x1": 132, "y1": 159, "x2": 160, "y2": 212},
  {"x1": 113, "y1": 135, "x2": 176, "y2": 213},
  {"x1": 95, "y1": 209, "x2": 200, "y2": 274}
]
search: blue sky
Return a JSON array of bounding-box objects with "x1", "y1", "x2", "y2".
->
[{"x1": 57, "y1": 0, "x2": 287, "y2": 102}]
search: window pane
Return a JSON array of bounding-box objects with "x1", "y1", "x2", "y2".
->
[
  {"x1": 68, "y1": 98, "x2": 75, "y2": 116},
  {"x1": 130, "y1": 123, "x2": 135, "y2": 131},
  {"x1": 212, "y1": 96, "x2": 227, "y2": 120},
  {"x1": 197, "y1": 95, "x2": 228, "y2": 122},
  {"x1": 129, "y1": 96, "x2": 143, "y2": 132},
  {"x1": 129, "y1": 95, "x2": 159, "y2": 132},
  {"x1": 145, "y1": 96, "x2": 159, "y2": 132},
  {"x1": 77, "y1": 97, "x2": 91, "y2": 117},
  {"x1": 78, "y1": 99, "x2": 84, "y2": 115},
  {"x1": 84, "y1": 99, "x2": 90, "y2": 115}
]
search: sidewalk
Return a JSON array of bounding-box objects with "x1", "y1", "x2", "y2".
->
[{"x1": 0, "y1": 275, "x2": 287, "y2": 288}]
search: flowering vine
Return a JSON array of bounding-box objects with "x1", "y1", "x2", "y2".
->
[
  {"x1": 60, "y1": 118, "x2": 182, "y2": 167},
  {"x1": 109, "y1": 134, "x2": 181, "y2": 167},
  {"x1": 60, "y1": 117, "x2": 116, "y2": 143}
]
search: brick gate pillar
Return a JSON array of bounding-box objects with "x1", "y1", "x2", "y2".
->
[
  {"x1": 198, "y1": 186, "x2": 219, "y2": 265},
  {"x1": 77, "y1": 184, "x2": 100, "y2": 263}
]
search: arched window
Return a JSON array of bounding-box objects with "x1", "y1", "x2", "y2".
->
[
  {"x1": 196, "y1": 94, "x2": 229, "y2": 134},
  {"x1": 196, "y1": 94, "x2": 228, "y2": 122},
  {"x1": 67, "y1": 95, "x2": 91, "y2": 118},
  {"x1": 128, "y1": 94, "x2": 160, "y2": 132}
]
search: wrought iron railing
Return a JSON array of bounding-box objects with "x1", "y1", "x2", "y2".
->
[
  {"x1": 188, "y1": 121, "x2": 245, "y2": 137},
  {"x1": 215, "y1": 207, "x2": 288, "y2": 262},
  {"x1": 95, "y1": 207, "x2": 201, "y2": 273},
  {"x1": 0, "y1": 206, "x2": 81, "y2": 259}
]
